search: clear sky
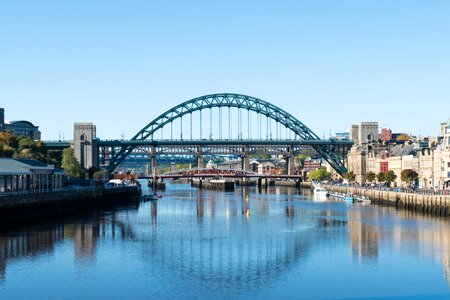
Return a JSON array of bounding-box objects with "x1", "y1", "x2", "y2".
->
[{"x1": 1, "y1": 0, "x2": 449, "y2": 140}]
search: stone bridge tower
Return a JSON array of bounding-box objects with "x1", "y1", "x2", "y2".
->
[{"x1": 74, "y1": 122, "x2": 99, "y2": 170}]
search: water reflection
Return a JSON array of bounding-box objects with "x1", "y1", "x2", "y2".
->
[
  {"x1": 0, "y1": 225, "x2": 64, "y2": 280},
  {"x1": 1, "y1": 184, "x2": 450, "y2": 298},
  {"x1": 347, "y1": 209, "x2": 379, "y2": 261},
  {"x1": 65, "y1": 223, "x2": 100, "y2": 263}
]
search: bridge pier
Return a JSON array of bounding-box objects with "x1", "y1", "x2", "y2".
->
[
  {"x1": 241, "y1": 145, "x2": 249, "y2": 185},
  {"x1": 151, "y1": 146, "x2": 157, "y2": 177},
  {"x1": 197, "y1": 147, "x2": 204, "y2": 169},
  {"x1": 285, "y1": 146, "x2": 295, "y2": 176}
]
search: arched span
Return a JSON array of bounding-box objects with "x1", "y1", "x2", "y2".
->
[{"x1": 108, "y1": 93, "x2": 347, "y2": 175}]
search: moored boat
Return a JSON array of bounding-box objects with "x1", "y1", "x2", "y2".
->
[
  {"x1": 141, "y1": 193, "x2": 159, "y2": 201},
  {"x1": 314, "y1": 187, "x2": 329, "y2": 196}
]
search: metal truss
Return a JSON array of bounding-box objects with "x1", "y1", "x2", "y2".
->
[{"x1": 107, "y1": 93, "x2": 351, "y2": 175}]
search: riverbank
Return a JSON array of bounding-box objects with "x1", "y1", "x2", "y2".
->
[
  {"x1": 0, "y1": 186, "x2": 140, "y2": 225},
  {"x1": 322, "y1": 184, "x2": 450, "y2": 216}
]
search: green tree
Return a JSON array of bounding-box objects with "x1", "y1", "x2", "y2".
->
[
  {"x1": 384, "y1": 170, "x2": 397, "y2": 187},
  {"x1": 61, "y1": 148, "x2": 84, "y2": 178},
  {"x1": 93, "y1": 170, "x2": 105, "y2": 180},
  {"x1": 307, "y1": 167, "x2": 331, "y2": 182},
  {"x1": 0, "y1": 145, "x2": 15, "y2": 158},
  {"x1": 295, "y1": 154, "x2": 309, "y2": 167},
  {"x1": 401, "y1": 169, "x2": 419, "y2": 187},
  {"x1": 366, "y1": 171, "x2": 376, "y2": 183},
  {"x1": 343, "y1": 171, "x2": 356, "y2": 182},
  {"x1": 376, "y1": 172, "x2": 386, "y2": 183},
  {"x1": 17, "y1": 136, "x2": 34, "y2": 152}
]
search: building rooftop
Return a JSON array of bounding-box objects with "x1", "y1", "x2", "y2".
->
[
  {"x1": 389, "y1": 143, "x2": 421, "y2": 157},
  {"x1": 0, "y1": 158, "x2": 33, "y2": 175},
  {"x1": 0, "y1": 158, "x2": 58, "y2": 175}
]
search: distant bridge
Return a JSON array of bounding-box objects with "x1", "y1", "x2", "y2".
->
[{"x1": 140, "y1": 168, "x2": 303, "y2": 180}]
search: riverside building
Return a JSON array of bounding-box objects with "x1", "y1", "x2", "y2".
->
[
  {"x1": 0, "y1": 108, "x2": 41, "y2": 140},
  {"x1": 347, "y1": 119, "x2": 450, "y2": 190}
]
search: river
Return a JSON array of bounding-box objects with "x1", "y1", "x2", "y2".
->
[{"x1": 1, "y1": 181, "x2": 450, "y2": 299}]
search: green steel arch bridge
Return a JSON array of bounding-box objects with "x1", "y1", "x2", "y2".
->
[{"x1": 45, "y1": 93, "x2": 353, "y2": 175}]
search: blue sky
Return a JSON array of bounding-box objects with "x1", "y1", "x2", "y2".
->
[{"x1": 1, "y1": 0, "x2": 449, "y2": 140}]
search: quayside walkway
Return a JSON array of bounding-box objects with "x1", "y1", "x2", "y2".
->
[{"x1": 323, "y1": 184, "x2": 450, "y2": 217}]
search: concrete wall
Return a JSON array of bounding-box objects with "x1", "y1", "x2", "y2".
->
[
  {"x1": 0, "y1": 186, "x2": 139, "y2": 225},
  {"x1": 324, "y1": 184, "x2": 450, "y2": 217}
]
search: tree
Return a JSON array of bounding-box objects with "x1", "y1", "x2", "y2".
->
[
  {"x1": 344, "y1": 171, "x2": 356, "y2": 182},
  {"x1": 0, "y1": 145, "x2": 15, "y2": 158},
  {"x1": 295, "y1": 154, "x2": 309, "y2": 167},
  {"x1": 401, "y1": 169, "x2": 419, "y2": 187},
  {"x1": 307, "y1": 167, "x2": 331, "y2": 182},
  {"x1": 366, "y1": 171, "x2": 376, "y2": 183},
  {"x1": 61, "y1": 148, "x2": 84, "y2": 178},
  {"x1": 384, "y1": 170, "x2": 397, "y2": 187},
  {"x1": 93, "y1": 170, "x2": 105, "y2": 180},
  {"x1": 0, "y1": 133, "x2": 49, "y2": 162},
  {"x1": 376, "y1": 172, "x2": 386, "y2": 183},
  {"x1": 17, "y1": 136, "x2": 34, "y2": 152},
  {"x1": 396, "y1": 134, "x2": 410, "y2": 142},
  {"x1": 0, "y1": 131, "x2": 15, "y2": 148},
  {"x1": 87, "y1": 166, "x2": 99, "y2": 179}
]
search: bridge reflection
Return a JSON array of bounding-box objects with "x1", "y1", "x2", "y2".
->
[{"x1": 2, "y1": 190, "x2": 450, "y2": 290}]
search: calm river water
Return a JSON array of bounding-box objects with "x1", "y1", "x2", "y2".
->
[{"x1": 1, "y1": 182, "x2": 450, "y2": 299}]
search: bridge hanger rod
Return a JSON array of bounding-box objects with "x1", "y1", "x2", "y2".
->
[
  {"x1": 228, "y1": 107, "x2": 231, "y2": 140},
  {"x1": 248, "y1": 109, "x2": 250, "y2": 140},
  {"x1": 219, "y1": 107, "x2": 222, "y2": 140},
  {"x1": 209, "y1": 108, "x2": 212, "y2": 140}
]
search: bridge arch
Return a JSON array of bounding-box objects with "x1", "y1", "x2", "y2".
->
[{"x1": 107, "y1": 93, "x2": 348, "y2": 175}]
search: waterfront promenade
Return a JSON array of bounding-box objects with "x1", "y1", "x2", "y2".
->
[{"x1": 323, "y1": 183, "x2": 450, "y2": 216}]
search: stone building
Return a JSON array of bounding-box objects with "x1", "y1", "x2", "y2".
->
[
  {"x1": 347, "y1": 146, "x2": 366, "y2": 183},
  {"x1": 73, "y1": 123, "x2": 99, "y2": 170},
  {"x1": 349, "y1": 122, "x2": 379, "y2": 148},
  {"x1": 347, "y1": 118, "x2": 450, "y2": 189}
]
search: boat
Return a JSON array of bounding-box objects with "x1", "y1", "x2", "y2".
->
[
  {"x1": 355, "y1": 196, "x2": 370, "y2": 203},
  {"x1": 343, "y1": 195, "x2": 354, "y2": 202},
  {"x1": 314, "y1": 187, "x2": 329, "y2": 196},
  {"x1": 141, "y1": 193, "x2": 159, "y2": 201}
]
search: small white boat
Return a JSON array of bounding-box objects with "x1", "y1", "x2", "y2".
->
[
  {"x1": 356, "y1": 196, "x2": 370, "y2": 203},
  {"x1": 343, "y1": 195, "x2": 354, "y2": 202},
  {"x1": 314, "y1": 187, "x2": 329, "y2": 196},
  {"x1": 141, "y1": 194, "x2": 159, "y2": 201}
]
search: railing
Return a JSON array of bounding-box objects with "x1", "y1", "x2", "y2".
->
[
  {"x1": 0, "y1": 186, "x2": 98, "y2": 198},
  {"x1": 0, "y1": 185, "x2": 138, "y2": 198},
  {"x1": 326, "y1": 183, "x2": 450, "y2": 196}
]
